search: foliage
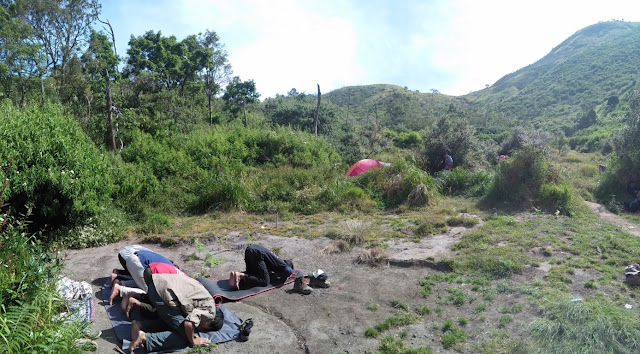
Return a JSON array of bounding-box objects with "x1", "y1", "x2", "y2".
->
[
  {"x1": 0, "y1": 4, "x2": 40, "y2": 106},
  {"x1": 125, "y1": 30, "x2": 206, "y2": 91},
  {"x1": 0, "y1": 215, "x2": 58, "y2": 308},
  {"x1": 355, "y1": 160, "x2": 438, "y2": 209},
  {"x1": 441, "y1": 320, "x2": 466, "y2": 349},
  {"x1": 499, "y1": 127, "x2": 552, "y2": 155},
  {"x1": 222, "y1": 76, "x2": 260, "y2": 118},
  {"x1": 421, "y1": 117, "x2": 477, "y2": 173},
  {"x1": 436, "y1": 168, "x2": 491, "y2": 197},
  {"x1": 0, "y1": 179, "x2": 92, "y2": 352},
  {"x1": 531, "y1": 294, "x2": 640, "y2": 353},
  {"x1": 376, "y1": 336, "x2": 433, "y2": 354},
  {"x1": 0, "y1": 103, "x2": 114, "y2": 234},
  {"x1": 484, "y1": 146, "x2": 579, "y2": 215}
]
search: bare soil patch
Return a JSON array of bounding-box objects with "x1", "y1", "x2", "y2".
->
[{"x1": 63, "y1": 218, "x2": 485, "y2": 353}]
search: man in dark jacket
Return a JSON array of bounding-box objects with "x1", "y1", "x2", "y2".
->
[{"x1": 229, "y1": 245, "x2": 312, "y2": 294}]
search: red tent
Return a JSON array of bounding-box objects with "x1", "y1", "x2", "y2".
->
[{"x1": 345, "y1": 159, "x2": 383, "y2": 177}]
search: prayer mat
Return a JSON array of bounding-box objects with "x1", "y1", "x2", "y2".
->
[
  {"x1": 196, "y1": 270, "x2": 302, "y2": 303},
  {"x1": 101, "y1": 280, "x2": 242, "y2": 353}
]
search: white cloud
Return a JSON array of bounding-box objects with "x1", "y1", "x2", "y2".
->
[{"x1": 100, "y1": 0, "x2": 640, "y2": 97}]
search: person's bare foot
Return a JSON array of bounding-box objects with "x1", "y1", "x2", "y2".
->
[
  {"x1": 129, "y1": 320, "x2": 146, "y2": 351},
  {"x1": 228, "y1": 271, "x2": 238, "y2": 290},
  {"x1": 126, "y1": 297, "x2": 141, "y2": 320},
  {"x1": 109, "y1": 280, "x2": 121, "y2": 305}
]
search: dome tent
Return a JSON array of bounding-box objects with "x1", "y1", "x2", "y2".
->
[{"x1": 345, "y1": 159, "x2": 390, "y2": 177}]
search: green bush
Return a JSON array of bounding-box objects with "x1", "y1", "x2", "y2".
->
[
  {"x1": 484, "y1": 146, "x2": 578, "y2": 215},
  {"x1": 111, "y1": 158, "x2": 160, "y2": 213},
  {"x1": 356, "y1": 160, "x2": 438, "y2": 209},
  {"x1": 0, "y1": 216, "x2": 57, "y2": 308},
  {"x1": 437, "y1": 168, "x2": 491, "y2": 197},
  {"x1": 0, "y1": 103, "x2": 114, "y2": 234},
  {"x1": 190, "y1": 169, "x2": 251, "y2": 212},
  {"x1": 120, "y1": 129, "x2": 196, "y2": 180}
]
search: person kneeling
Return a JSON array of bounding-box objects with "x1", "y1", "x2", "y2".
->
[
  {"x1": 130, "y1": 265, "x2": 224, "y2": 352},
  {"x1": 229, "y1": 245, "x2": 312, "y2": 295}
]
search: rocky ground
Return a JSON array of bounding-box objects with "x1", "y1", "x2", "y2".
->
[{"x1": 62, "y1": 221, "x2": 475, "y2": 353}]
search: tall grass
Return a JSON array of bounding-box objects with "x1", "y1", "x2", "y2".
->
[
  {"x1": 531, "y1": 294, "x2": 640, "y2": 353},
  {"x1": 484, "y1": 146, "x2": 579, "y2": 215},
  {"x1": 0, "y1": 182, "x2": 91, "y2": 352}
]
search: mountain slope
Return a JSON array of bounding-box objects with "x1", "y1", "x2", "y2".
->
[
  {"x1": 324, "y1": 84, "x2": 467, "y2": 131},
  {"x1": 463, "y1": 21, "x2": 640, "y2": 127}
]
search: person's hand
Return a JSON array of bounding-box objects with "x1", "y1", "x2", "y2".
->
[{"x1": 192, "y1": 336, "x2": 211, "y2": 346}]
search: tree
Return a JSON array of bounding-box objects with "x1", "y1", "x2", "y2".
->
[
  {"x1": 0, "y1": 4, "x2": 40, "y2": 106},
  {"x1": 82, "y1": 30, "x2": 119, "y2": 152},
  {"x1": 222, "y1": 76, "x2": 260, "y2": 127},
  {"x1": 422, "y1": 116, "x2": 477, "y2": 173},
  {"x1": 198, "y1": 30, "x2": 231, "y2": 125},
  {"x1": 125, "y1": 30, "x2": 185, "y2": 90},
  {"x1": 18, "y1": 0, "x2": 101, "y2": 92},
  {"x1": 576, "y1": 108, "x2": 597, "y2": 130}
]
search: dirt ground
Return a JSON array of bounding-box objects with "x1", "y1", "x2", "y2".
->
[
  {"x1": 63, "y1": 202, "x2": 628, "y2": 353},
  {"x1": 62, "y1": 219, "x2": 476, "y2": 354}
]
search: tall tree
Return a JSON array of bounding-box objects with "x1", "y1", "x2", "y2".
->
[
  {"x1": 0, "y1": 4, "x2": 40, "y2": 105},
  {"x1": 198, "y1": 30, "x2": 231, "y2": 125},
  {"x1": 222, "y1": 76, "x2": 260, "y2": 127},
  {"x1": 82, "y1": 30, "x2": 119, "y2": 152},
  {"x1": 18, "y1": 0, "x2": 101, "y2": 90},
  {"x1": 125, "y1": 30, "x2": 184, "y2": 90}
]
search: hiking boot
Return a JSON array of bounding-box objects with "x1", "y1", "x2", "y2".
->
[
  {"x1": 309, "y1": 277, "x2": 331, "y2": 288},
  {"x1": 293, "y1": 278, "x2": 312, "y2": 295}
]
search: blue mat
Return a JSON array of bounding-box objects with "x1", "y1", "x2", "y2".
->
[{"x1": 101, "y1": 280, "x2": 242, "y2": 353}]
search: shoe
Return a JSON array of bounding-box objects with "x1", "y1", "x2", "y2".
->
[
  {"x1": 309, "y1": 277, "x2": 331, "y2": 288},
  {"x1": 238, "y1": 318, "x2": 253, "y2": 342},
  {"x1": 293, "y1": 278, "x2": 312, "y2": 295}
]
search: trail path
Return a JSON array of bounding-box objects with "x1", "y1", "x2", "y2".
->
[{"x1": 584, "y1": 201, "x2": 640, "y2": 237}]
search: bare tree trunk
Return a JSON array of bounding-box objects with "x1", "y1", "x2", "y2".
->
[
  {"x1": 98, "y1": 18, "x2": 124, "y2": 101},
  {"x1": 208, "y1": 94, "x2": 213, "y2": 125},
  {"x1": 105, "y1": 68, "x2": 116, "y2": 153},
  {"x1": 40, "y1": 78, "x2": 45, "y2": 105},
  {"x1": 314, "y1": 84, "x2": 321, "y2": 137},
  {"x1": 243, "y1": 100, "x2": 247, "y2": 128}
]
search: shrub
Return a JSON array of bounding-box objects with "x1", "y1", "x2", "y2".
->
[
  {"x1": 437, "y1": 168, "x2": 492, "y2": 197},
  {"x1": 0, "y1": 103, "x2": 114, "y2": 235},
  {"x1": 447, "y1": 288, "x2": 466, "y2": 306},
  {"x1": 484, "y1": 146, "x2": 578, "y2": 215},
  {"x1": 0, "y1": 190, "x2": 92, "y2": 352},
  {"x1": 422, "y1": 116, "x2": 478, "y2": 173},
  {"x1": 356, "y1": 160, "x2": 438, "y2": 209},
  {"x1": 190, "y1": 169, "x2": 251, "y2": 212}
]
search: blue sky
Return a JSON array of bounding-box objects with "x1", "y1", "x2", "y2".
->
[{"x1": 98, "y1": 0, "x2": 640, "y2": 99}]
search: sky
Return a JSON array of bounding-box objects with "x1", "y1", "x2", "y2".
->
[{"x1": 98, "y1": 0, "x2": 640, "y2": 99}]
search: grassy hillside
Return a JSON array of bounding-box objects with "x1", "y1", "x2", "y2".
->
[
  {"x1": 324, "y1": 84, "x2": 472, "y2": 131},
  {"x1": 464, "y1": 21, "x2": 640, "y2": 129}
]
